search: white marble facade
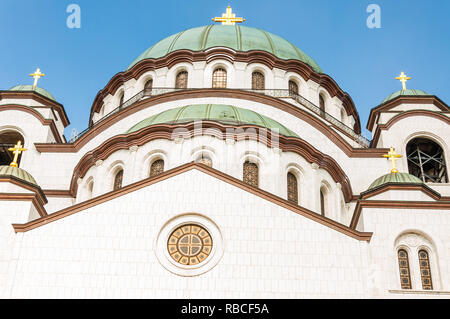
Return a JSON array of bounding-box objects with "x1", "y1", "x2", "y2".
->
[{"x1": 0, "y1": 47, "x2": 449, "y2": 299}]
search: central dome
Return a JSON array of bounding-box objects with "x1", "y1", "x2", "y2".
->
[{"x1": 128, "y1": 25, "x2": 322, "y2": 73}]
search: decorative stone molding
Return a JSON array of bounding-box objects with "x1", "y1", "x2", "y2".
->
[
  {"x1": 129, "y1": 145, "x2": 139, "y2": 152},
  {"x1": 95, "y1": 160, "x2": 103, "y2": 167},
  {"x1": 174, "y1": 137, "x2": 184, "y2": 144},
  {"x1": 226, "y1": 138, "x2": 235, "y2": 145},
  {"x1": 272, "y1": 147, "x2": 282, "y2": 154}
]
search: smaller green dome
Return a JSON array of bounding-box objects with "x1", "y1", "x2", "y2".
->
[
  {"x1": 9, "y1": 85, "x2": 56, "y2": 101},
  {"x1": 382, "y1": 89, "x2": 430, "y2": 104},
  {"x1": 126, "y1": 104, "x2": 299, "y2": 137},
  {"x1": 368, "y1": 172, "x2": 422, "y2": 190},
  {"x1": 0, "y1": 165, "x2": 38, "y2": 186}
]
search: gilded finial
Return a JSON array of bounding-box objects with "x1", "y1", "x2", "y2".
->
[
  {"x1": 8, "y1": 141, "x2": 27, "y2": 168},
  {"x1": 395, "y1": 71, "x2": 411, "y2": 91},
  {"x1": 30, "y1": 68, "x2": 45, "y2": 88},
  {"x1": 212, "y1": 6, "x2": 245, "y2": 25},
  {"x1": 383, "y1": 147, "x2": 402, "y2": 174}
]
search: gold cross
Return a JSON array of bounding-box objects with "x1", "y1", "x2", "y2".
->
[
  {"x1": 383, "y1": 147, "x2": 402, "y2": 174},
  {"x1": 30, "y1": 68, "x2": 45, "y2": 88},
  {"x1": 8, "y1": 141, "x2": 27, "y2": 168},
  {"x1": 395, "y1": 71, "x2": 411, "y2": 91},
  {"x1": 212, "y1": 6, "x2": 245, "y2": 25}
]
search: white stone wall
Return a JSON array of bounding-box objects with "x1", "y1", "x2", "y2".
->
[
  {"x1": 359, "y1": 206, "x2": 450, "y2": 298},
  {"x1": 2, "y1": 169, "x2": 369, "y2": 298}
]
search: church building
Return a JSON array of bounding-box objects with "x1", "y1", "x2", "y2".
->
[{"x1": 0, "y1": 7, "x2": 449, "y2": 298}]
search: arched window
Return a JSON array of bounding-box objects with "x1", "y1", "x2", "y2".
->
[
  {"x1": 144, "y1": 78, "x2": 153, "y2": 90},
  {"x1": 320, "y1": 188, "x2": 326, "y2": 216},
  {"x1": 150, "y1": 159, "x2": 164, "y2": 177},
  {"x1": 287, "y1": 172, "x2": 298, "y2": 204},
  {"x1": 212, "y1": 68, "x2": 227, "y2": 88},
  {"x1": 406, "y1": 138, "x2": 448, "y2": 183},
  {"x1": 113, "y1": 169, "x2": 123, "y2": 191},
  {"x1": 243, "y1": 161, "x2": 258, "y2": 188},
  {"x1": 340, "y1": 108, "x2": 346, "y2": 123},
  {"x1": 196, "y1": 154, "x2": 212, "y2": 167},
  {"x1": 288, "y1": 80, "x2": 298, "y2": 96},
  {"x1": 398, "y1": 249, "x2": 412, "y2": 289},
  {"x1": 395, "y1": 232, "x2": 439, "y2": 291},
  {"x1": 119, "y1": 92, "x2": 124, "y2": 107},
  {"x1": 252, "y1": 72, "x2": 265, "y2": 90},
  {"x1": 87, "y1": 180, "x2": 94, "y2": 200},
  {"x1": 418, "y1": 250, "x2": 433, "y2": 290},
  {"x1": 0, "y1": 131, "x2": 25, "y2": 166},
  {"x1": 175, "y1": 71, "x2": 188, "y2": 89},
  {"x1": 319, "y1": 94, "x2": 326, "y2": 116}
]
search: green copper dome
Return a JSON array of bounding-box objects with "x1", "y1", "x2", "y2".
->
[
  {"x1": 368, "y1": 172, "x2": 423, "y2": 190},
  {"x1": 0, "y1": 165, "x2": 38, "y2": 186},
  {"x1": 9, "y1": 85, "x2": 56, "y2": 101},
  {"x1": 382, "y1": 89, "x2": 430, "y2": 104},
  {"x1": 128, "y1": 25, "x2": 322, "y2": 73},
  {"x1": 126, "y1": 104, "x2": 299, "y2": 137}
]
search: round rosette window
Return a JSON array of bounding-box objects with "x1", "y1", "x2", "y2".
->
[
  {"x1": 155, "y1": 214, "x2": 223, "y2": 276},
  {"x1": 168, "y1": 224, "x2": 212, "y2": 265}
]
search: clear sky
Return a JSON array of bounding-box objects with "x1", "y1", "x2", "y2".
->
[{"x1": 1, "y1": 0, "x2": 449, "y2": 139}]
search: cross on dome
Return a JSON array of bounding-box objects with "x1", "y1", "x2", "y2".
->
[
  {"x1": 395, "y1": 71, "x2": 411, "y2": 91},
  {"x1": 30, "y1": 68, "x2": 45, "y2": 88},
  {"x1": 8, "y1": 141, "x2": 27, "y2": 168},
  {"x1": 383, "y1": 147, "x2": 402, "y2": 174},
  {"x1": 212, "y1": 6, "x2": 245, "y2": 25}
]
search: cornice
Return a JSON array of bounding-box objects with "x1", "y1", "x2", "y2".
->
[
  {"x1": 359, "y1": 183, "x2": 442, "y2": 201},
  {"x1": 88, "y1": 48, "x2": 361, "y2": 131},
  {"x1": 0, "y1": 104, "x2": 63, "y2": 143},
  {"x1": 0, "y1": 175, "x2": 48, "y2": 206},
  {"x1": 12, "y1": 162, "x2": 373, "y2": 242},
  {"x1": 0, "y1": 91, "x2": 70, "y2": 127},
  {"x1": 350, "y1": 184, "x2": 450, "y2": 229},
  {"x1": 0, "y1": 193, "x2": 48, "y2": 217},
  {"x1": 367, "y1": 95, "x2": 449, "y2": 132}
]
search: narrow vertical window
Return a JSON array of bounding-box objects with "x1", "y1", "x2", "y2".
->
[
  {"x1": 288, "y1": 80, "x2": 298, "y2": 96},
  {"x1": 119, "y1": 92, "x2": 124, "y2": 107},
  {"x1": 113, "y1": 170, "x2": 123, "y2": 191},
  {"x1": 150, "y1": 159, "x2": 164, "y2": 177},
  {"x1": 319, "y1": 94, "x2": 326, "y2": 116},
  {"x1": 398, "y1": 249, "x2": 412, "y2": 289},
  {"x1": 144, "y1": 78, "x2": 153, "y2": 90},
  {"x1": 243, "y1": 161, "x2": 258, "y2": 188},
  {"x1": 87, "y1": 181, "x2": 94, "y2": 199},
  {"x1": 418, "y1": 250, "x2": 433, "y2": 290},
  {"x1": 176, "y1": 71, "x2": 188, "y2": 89},
  {"x1": 340, "y1": 108, "x2": 346, "y2": 123},
  {"x1": 287, "y1": 172, "x2": 298, "y2": 204},
  {"x1": 320, "y1": 189, "x2": 325, "y2": 216},
  {"x1": 252, "y1": 72, "x2": 265, "y2": 90},
  {"x1": 212, "y1": 68, "x2": 227, "y2": 88}
]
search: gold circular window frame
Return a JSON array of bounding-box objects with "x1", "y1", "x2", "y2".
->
[{"x1": 167, "y1": 224, "x2": 213, "y2": 266}]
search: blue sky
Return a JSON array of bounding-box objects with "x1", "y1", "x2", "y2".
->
[{"x1": 1, "y1": 0, "x2": 449, "y2": 139}]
